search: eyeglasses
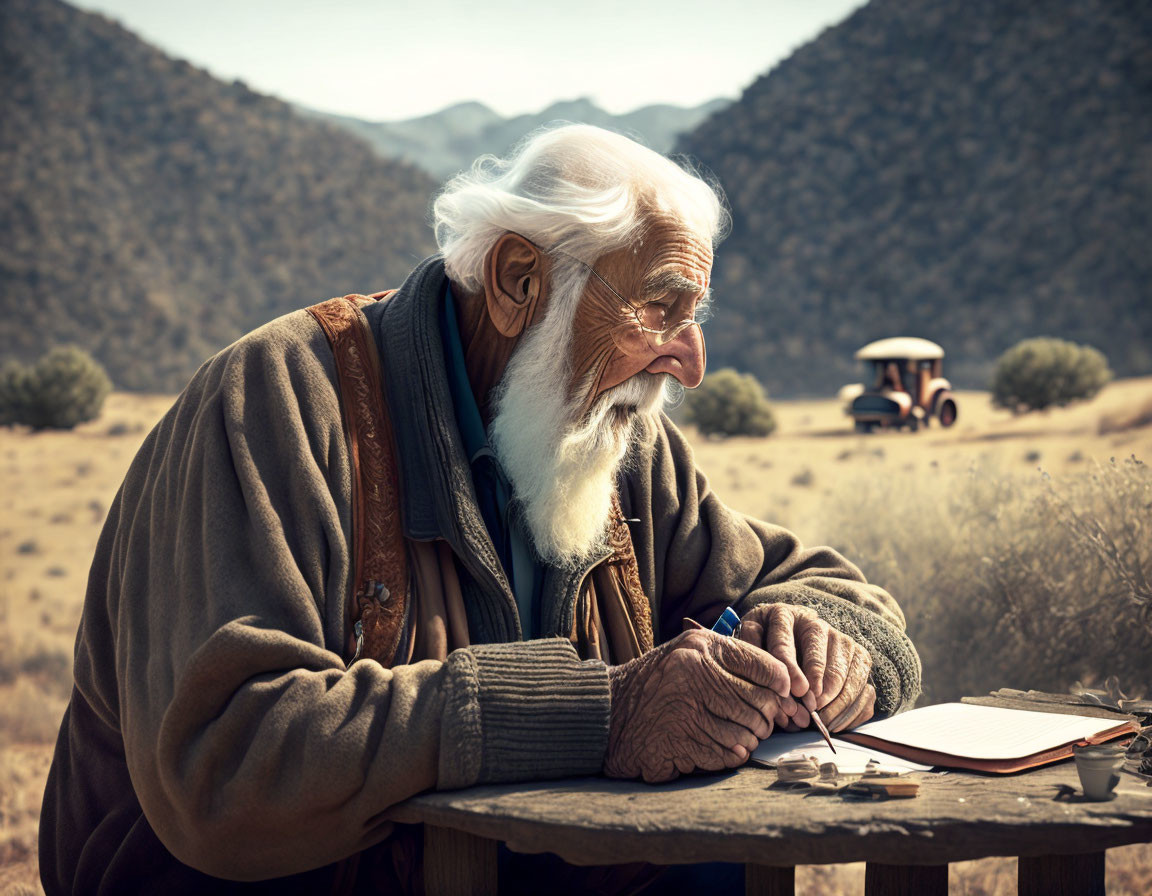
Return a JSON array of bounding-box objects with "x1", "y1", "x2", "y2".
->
[{"x1": 542, "y1": 242, "x2": 712, "y2": 357}]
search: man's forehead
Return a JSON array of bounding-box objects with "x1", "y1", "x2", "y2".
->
[{"x1": 617, "y1": 223, "x2": 713, "y2": 289}]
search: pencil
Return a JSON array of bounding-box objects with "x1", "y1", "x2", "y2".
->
[{"x1": 708, "y1": 606, "x2": 837, "y2": 754}]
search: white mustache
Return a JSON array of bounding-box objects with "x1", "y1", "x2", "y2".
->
[{"x1": 565, "y1": 372, "x2": 671, "y2": 446}]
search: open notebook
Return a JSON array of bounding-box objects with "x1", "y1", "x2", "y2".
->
[{"x1": 840, "y1": 702, "x2": 1139, "y2": 773}]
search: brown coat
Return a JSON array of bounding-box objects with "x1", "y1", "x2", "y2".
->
[{"x1": 40, "y1": 256, "x2": 920, "y2": 893}]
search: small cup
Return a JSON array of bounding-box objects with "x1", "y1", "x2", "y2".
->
[{"x1": 1074, "y1": 744, "x2": 1124, "y2": 800}]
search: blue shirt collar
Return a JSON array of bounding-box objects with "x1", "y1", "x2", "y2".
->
[
  {"x1": 438, "y1": 282, "x2": 543, "y2": 638},
  {"x1": 440, "y1": 282, "x2": 493, "y2": 464}
]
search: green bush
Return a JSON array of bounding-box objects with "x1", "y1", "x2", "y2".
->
[
  {"x1": 0, "y1": 361, "x2": 32, "y2": 427},
  {"x1": 685, "y1": 368, "x2": 776, "y2": 437},
  {"x1": 0, "y1": 347, "x2": 112, "y2": 430},
  {"x1": 991, "y1": 337, "x2": 1112, "y2": 413}
]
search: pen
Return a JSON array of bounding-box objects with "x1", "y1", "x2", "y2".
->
[{"x1": 709, "y1": 607, "x2": 837, "y2": 754}]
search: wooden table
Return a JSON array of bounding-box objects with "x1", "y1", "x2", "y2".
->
[{"x1": 390, "y1": 756, "x2": 1152, "y2": 895}]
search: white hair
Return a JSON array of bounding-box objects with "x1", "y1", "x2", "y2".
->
[
  {"x1": 432, "y1": 123, "x2": 729, "y2": 295},
  {"x1": 441, "y1": 124, "x2": 726, "y2": 566}
]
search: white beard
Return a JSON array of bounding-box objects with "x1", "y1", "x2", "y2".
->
[{"x1": 488, "y1": 317, "x2": 672, "y2": 570}]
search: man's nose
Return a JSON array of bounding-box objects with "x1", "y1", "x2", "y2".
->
[{"x1": 644, "y1": 323, "x2": 706, "y2": 389}]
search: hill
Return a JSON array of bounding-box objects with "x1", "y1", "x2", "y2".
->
[
  {"x1": 298, "y1": 101, "x2": 505, "y2": 181},
  {"x1": 301, "y1": 96, "x2": 729, "y2": 179},
  {"x1": 679, "y1": 0, "x2": 1152, "y2": 397},
  {"x1": 0, "y1": 0, "x2": 438, "y2": 391}
]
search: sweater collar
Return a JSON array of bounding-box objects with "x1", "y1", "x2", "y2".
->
[
  {"x1": 362, "y1": 254, "x2": 613, "y2": 641},
  {"x1": 364, "y1": 257, "x2": 487, "y2": 543},
  {"x1": 361, "y1": 257, "x2": 521, "y2": 641}
]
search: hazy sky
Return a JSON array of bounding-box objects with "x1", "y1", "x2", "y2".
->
[{"x1": 73, "y1": 0, "x2": 868, "y2": 120}]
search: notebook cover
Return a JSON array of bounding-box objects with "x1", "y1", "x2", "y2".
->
[{"x1": 840, "y1": 721, "x2": 1138, "y2": 773}]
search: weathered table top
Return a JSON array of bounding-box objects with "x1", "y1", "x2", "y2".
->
[{"x1": 389, "y1": 761, "x2": 1152, "y2": 867}]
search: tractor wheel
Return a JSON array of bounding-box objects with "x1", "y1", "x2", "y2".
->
[{"x1": 938, "y1": 399, "x2": 957, "y2": 427}]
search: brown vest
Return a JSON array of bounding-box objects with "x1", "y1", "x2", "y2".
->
[{"x1": 307, "y1": 294, "x2": 654, "y2": 669}]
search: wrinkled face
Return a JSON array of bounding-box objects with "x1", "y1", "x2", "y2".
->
[
  {"x1": 568, "y1": 218, "x2": 712, "y2": 420},
  {"x1": 487, "y1": 219, "x2": 713, "y2": 569}
]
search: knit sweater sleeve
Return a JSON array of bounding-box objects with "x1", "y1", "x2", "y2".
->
[
  {"x1": 620, "y1": 413, "x2": 921, "y2": 718},
  {"x1": 92, "y1": 311, "x2": 606, "y2": 882}
]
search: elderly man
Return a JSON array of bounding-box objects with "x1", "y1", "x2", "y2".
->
[{"x1": 41, "y1": 125, "x2": 920, "y2": 893}]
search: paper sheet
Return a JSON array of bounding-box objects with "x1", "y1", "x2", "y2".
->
[
  {"x1": 849, "y1": 702, "x2": 1126, "y2": 760},
  {"x1": 751, "y1": 731, "x2": 933, "y2": 774}
]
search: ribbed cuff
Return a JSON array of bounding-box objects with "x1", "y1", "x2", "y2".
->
[
  {"x1": 738, "y1": 588, "x2": 923, "y2": 717},
  {"x1": 438, "y1": 638, "x2": 610, "y2": 789}
]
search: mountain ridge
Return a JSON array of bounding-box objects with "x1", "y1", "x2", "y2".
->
[
  {"x1": 7, "y1": 0, "x2": 1149, "y2": 401},
  {"x1": 0, "y1": 0, "x2": 438, "y2": 391},
  {"x1": 301, "y1": 95, "x2": 729, "y2": 178},
  {"x1": 678, "y1": 0, "x2": 1152, "y2": 396}
]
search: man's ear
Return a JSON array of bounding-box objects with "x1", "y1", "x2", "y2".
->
[{"x1": 483, "y1": 233, "x2": 546, "y2": 338}]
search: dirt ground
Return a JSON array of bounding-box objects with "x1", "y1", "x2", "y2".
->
[{"x1": 2, "y1": 382, "x2": 1150, "y2": 893}]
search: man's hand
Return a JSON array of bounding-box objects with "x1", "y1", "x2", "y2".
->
[
  {"x1": 603, "y1": 630, "x2": 794, "y2": 783},
  {"x1": 736, "y1": 604, "x2": 875, "y2": 732}
]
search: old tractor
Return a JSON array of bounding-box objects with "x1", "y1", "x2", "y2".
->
[{"x1": 839, "y1": 337, "x2": 958, "y2": 433}]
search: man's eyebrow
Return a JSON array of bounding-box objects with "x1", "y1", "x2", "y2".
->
[{"x1": 641, "y1": 270, "x2": 708, "y2": 298}]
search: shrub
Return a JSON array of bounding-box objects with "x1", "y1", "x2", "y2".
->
[
  {"x1": 0, "y1": 360, "x2": 33, "y2": 427},
  {"x1": 0, "y1": 347, "x2": 112, "y2": 430},
  {"x1": 990, "y1": 337, "x2": 1112, "y2": 413},
  {"x1": 818, "y1": 456, "x2": 1152, "y2": 704},
  {"x1": 684, "y1": 368, "x2": 777, "y2": 437}
]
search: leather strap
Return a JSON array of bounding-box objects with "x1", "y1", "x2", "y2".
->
[
  {"x1": 308, "y1": 289, "x2": 655, "y2": 666},
  {"x1": 307, "y1": 293, "x2": 407, "y2": 667}
]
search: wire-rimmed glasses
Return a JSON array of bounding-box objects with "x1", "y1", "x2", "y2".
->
[{"x1": 541, "y1": 242, "x2": 712, "y2": 356}]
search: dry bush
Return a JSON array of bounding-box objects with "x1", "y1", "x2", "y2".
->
[
  {"x1": 0, "y1": 743, "x2": 52, "y2": 892},
  {"x1": 949, "y1": 857, "x2": 1015, "y2": 895},
  {"x1": 0, "y1": 630, "x2": 72, "y2": 746},
  {"x1": 795, "y1": 861, "x2": 864, "y2": 893},
  {"x1": 1, "y1": 885, "x2": 39, "y2": 896},
  {"x1": 0, "y1": 747, "x2": 46, "y2": 866},
  {"x1": 819, "y1": 456, "x2": 1152, "y2": 703},
  {"x1": 1109, "y1": 842, "x2": 1152, "y2": 896},
  {"x1": 0, "y1": 679, "x2": 66, "y2": 746},
  {"x1": 16, "y1": 645, "x2": 72, "y2": 699}
]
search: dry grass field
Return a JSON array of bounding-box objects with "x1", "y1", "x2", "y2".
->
[{"x1": 2, "y1": 382, "x2": 1150, "y2": 893}]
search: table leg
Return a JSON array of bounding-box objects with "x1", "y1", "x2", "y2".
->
[
  {"x1": 423, "y1": 824, "x2": 498, "y2": 896},
  {"x1": 1018, "y1": 851, "x2": 1104, "y2": 896},
  {"x1": 865, "y1": 862, "x2": 947, "y2": 895},
  {"x1": 745, "y1": 863, "x2": 794, "y2": 896}
]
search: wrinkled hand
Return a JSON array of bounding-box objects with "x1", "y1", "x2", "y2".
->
[
  {"x1": 604, "y1": 629, "x2": 796, "y2": 782},
  {"x1": 737, "y1": 604, "x2": 875, "y2": 732}
]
